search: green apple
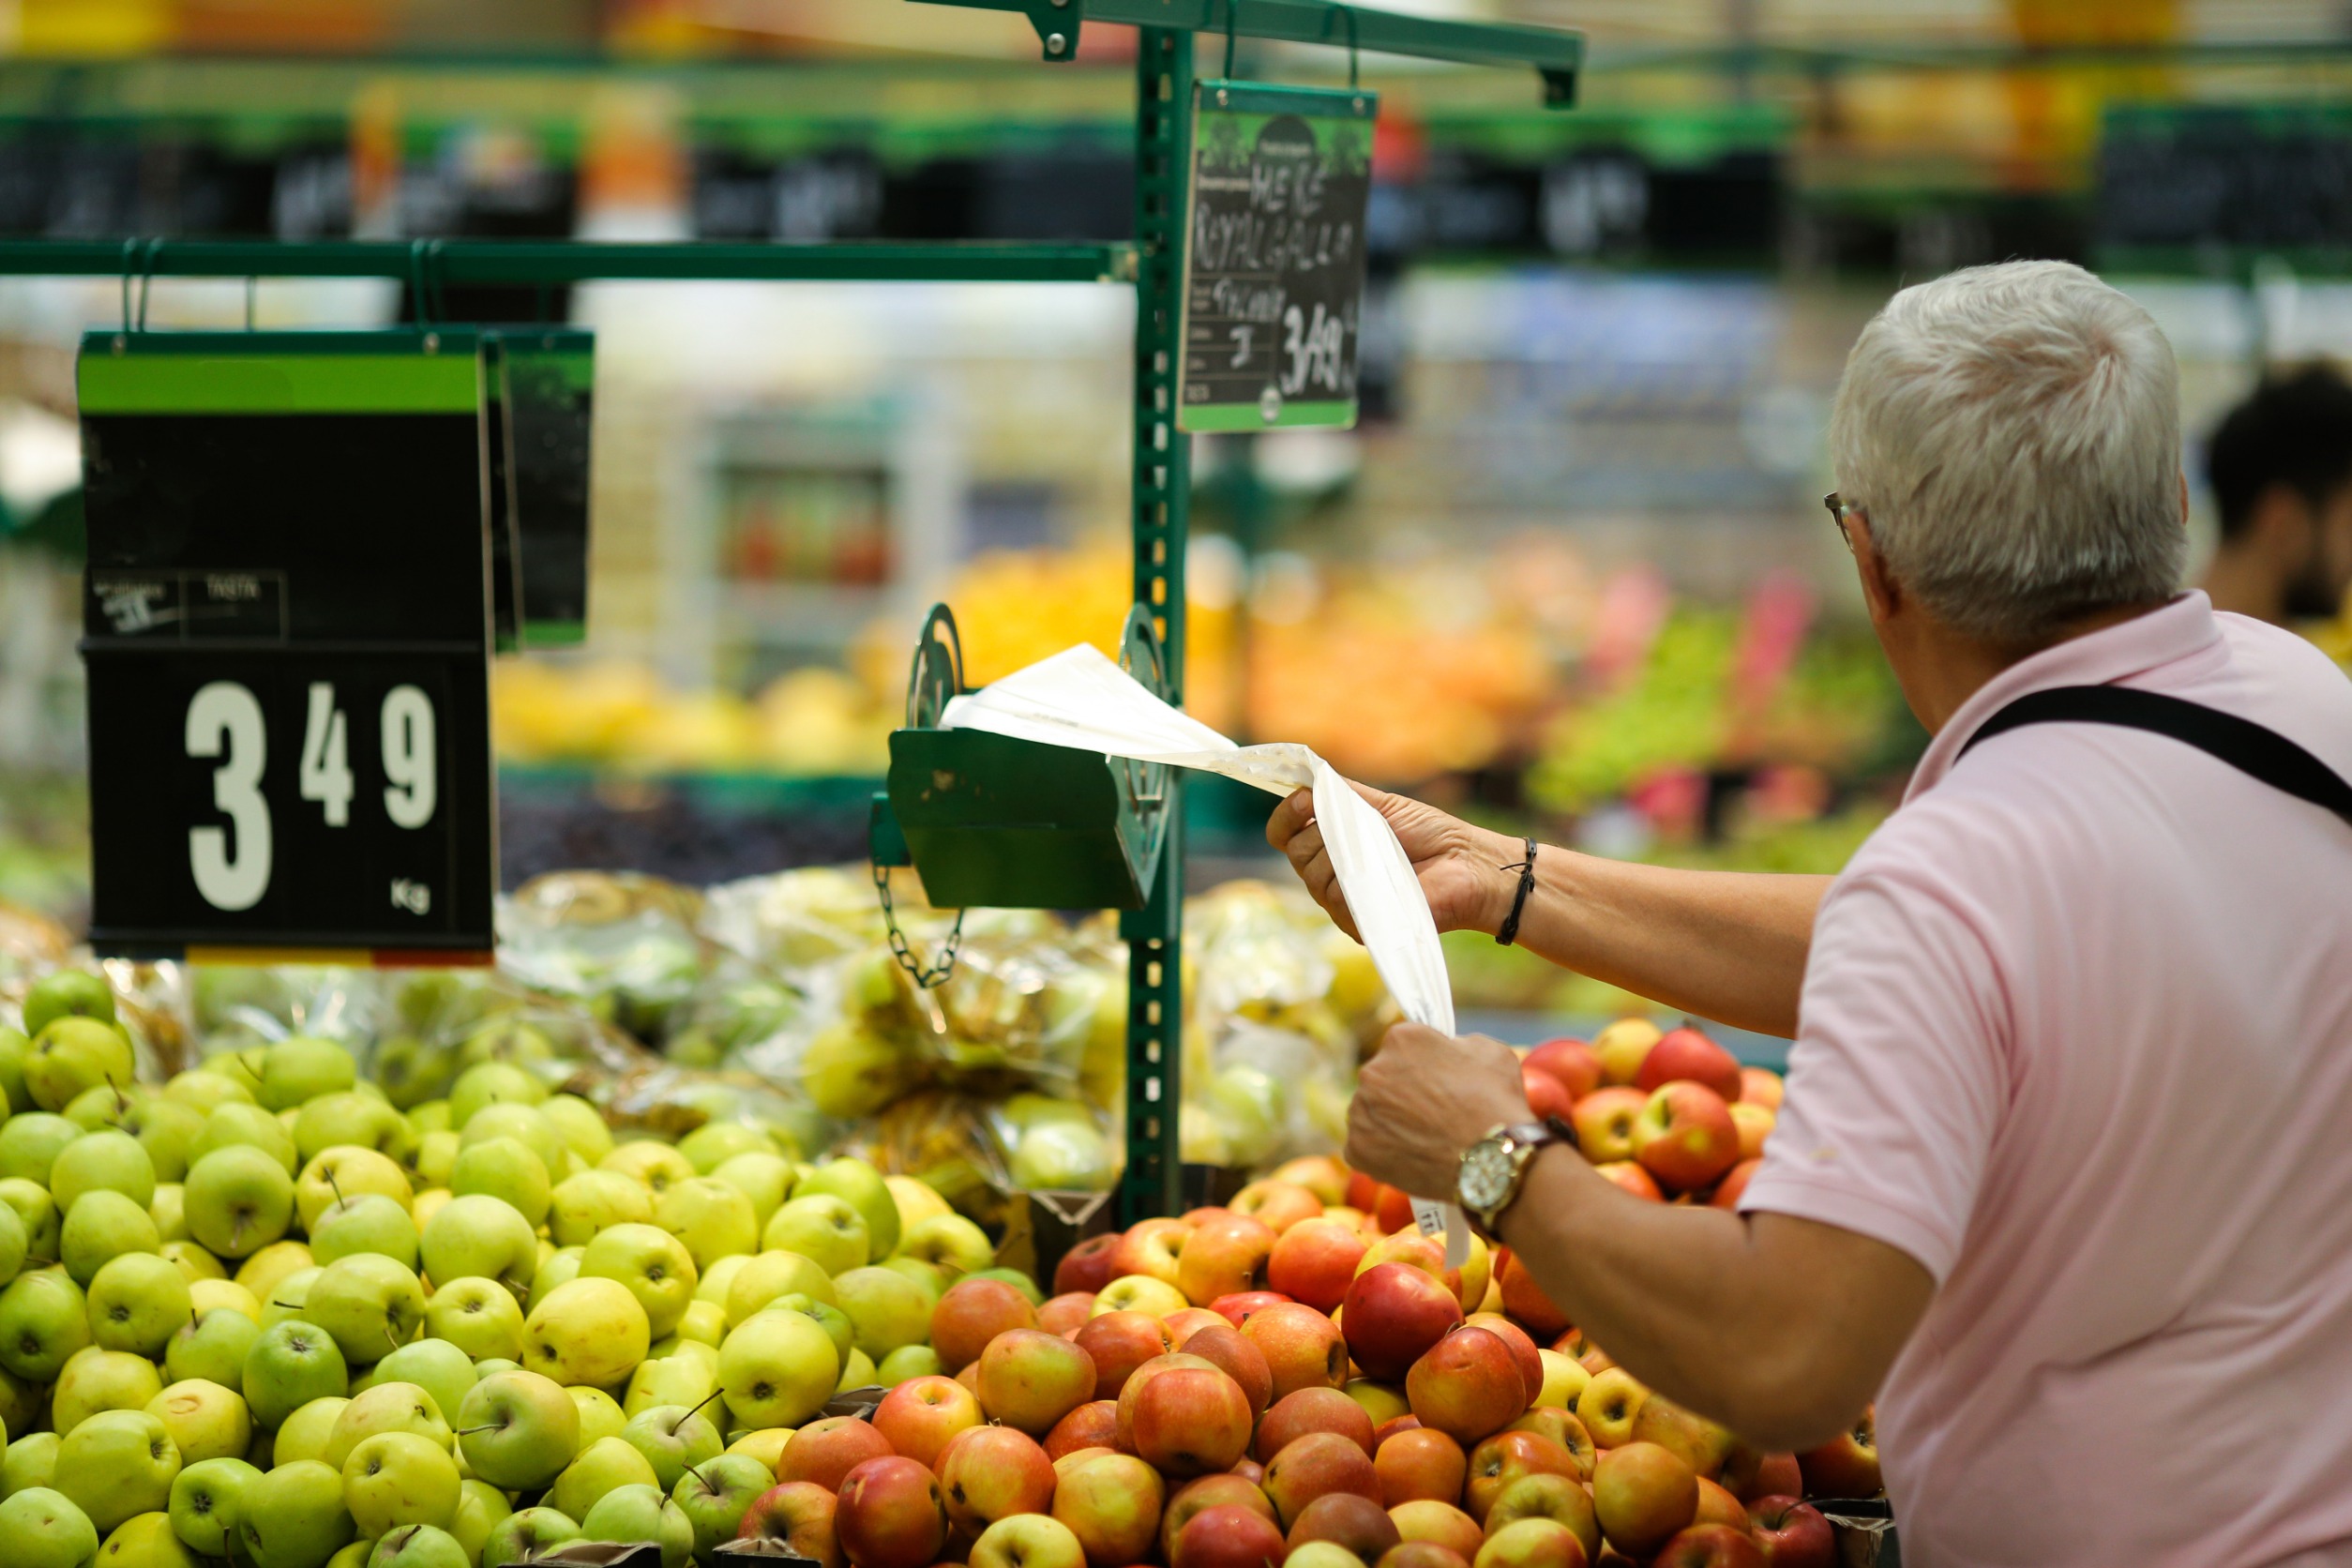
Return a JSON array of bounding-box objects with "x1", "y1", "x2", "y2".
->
[
  {"x1": 237, "y1": 1241, "x2": 315, "y2": 1304},
  {"x1": 149, "y1": 1184, "x2": 188, "y2": 1244},
  {"x1": 63, "y1": 1085, "x2": 141, "y2": 1134},
  {"x1": 53, "y1": 1133, "x2": 157, "y2": 1215},
  {"x1": 598, "y1": 1142, "x2": 694, "y2": 1197},
  {"x1": 162, "y1": 1072, "x2": 251, "y2": 1114},
  {"x1": 418, "y1": 1198, "x2": 536, "y2": 1302},
  {"x1": 652, "y1": 1180, "x2": 756, "y2": 1273},
  {"x1": 145, "y1": 1378, "x2": 251, "y2": 1464},
  {"x1": 342, "y1": 1431, "x2": 460, "y2": 1536},
  {"x1": 532, "y1": 1247, "x2": 582, "y2": 1304},
  {"x1": 693, "y1": 1254, "x2": 750, "y2": 1308},
  {"x1": 368, "y1": 1345, "x2": 471, "y2": 1440},
  {"x1": 324, "y1": 1382, "x2": 452, "y2": 1471},
  {"x1": 419, "y1": 1279, "x2": 522, "y2": 1363},
  {"x1": 834, "y1": 1348, "x2": 875, "y2": 1394},
  {"x1": 62, "y1": 1190, "x2": 162, "y2": 1285},
  {"x1": 259, "y1": 1269, "x2": 321, "y2": 1331},
  {"x1": 449, "y1": 1479, "x2": 510, "y2": 1567},
  {"x1": 257, "y1": 1039, "x2": 355, "y2": 1114},
  {"x1": 876, "y1": 1257, "x2": 944, "y2": 1310},
  {"x1": 184, "y1": 1148, "x2": 295, "y2": 1261},
  {"x1": 580, "y1": 1483, "x2": 692, "y2": 1568},
  {"x1": 0, "y1": 1027, "x2": 29, "y2": 1116},
  {"x1": 242, "y1": 1320, "x2": 349, "y2": 1429},
  {"x1": 454, "y1": 1371, "x2": 578, "y2": 1492},
  {"x1": 366, "y1": 1524, "x2": 468, "y2": 1568},
  {"x1": 303, "y1": 1257, "x2": 424, "y2": 1366},
  {"x1": 24, "y1": 970, "x2": 115, "y2": 1039},
  {"x1": 191, "y1": 1106, "x2": 298, "y2": 1178},
  {"x1": 0, "y1": 1269, "x2": 92, "y2": 1380},
  {"x1": 445, "y1": 1067, "x2": 544, "y2": 1136},
  {"x1": 617, "y1": 1401, "x2": 721, "y2": 1493},
  {"x1": 448, "y1": 1140, "x2": 550, "y2": 1229},
  {"x1": 675, "y1": 1123, "x2": 773, "y2": 1176},
  {"x1": 967, "y1": 1267, "x2": 1044, "y2": 1306},
  {"x1": 271, "y1": 1397, "x2": 348, "y2": 1467},
  {"x1": 798, "y1": 1024, "x2": 920, "y2": 1122},
  {"x1": 25, "y1": 1018, "x2": 135, "y2": 1114},
  {"x1": 522, "y1": 1279, "x2": 650, "y2": 1389},
  {"x1": 456, "y1": 1019, "x2": 556, "y2": 1073},
  {"x1": 897, "y1": 1214, "x2": 992, "y2": 1279},
  {"x1": 761, "y1": 1196, "x2": 868, "y2": 1277},
  {"x1": 87, "y1": 1254, "x2": 190, "y2": 1360},
  {"x1": 829, "y1": 1266, "x2": 931, "y2": 1360},
  {"x1": 710, "y1": 1153, "x2": 793, "y2": 1229},
  {"x1": 410, "y1": 1135, "x2": 459, "y2": 1191},
  {"x1": 160, "y1": 1243, "x2": 222, "y2": 1286},
  {"x1": 6, "y1": 1428, "x2": 61, "y2": 1497},
  {"x1": 669, "y1": 1300, "x2": 729, "y2": 1349},
  {"x1": 536, "y1": 1097, "x2": 612, "y2": 1168},
  {"x1": 569, "y1": 1386, "x2": 626, "y2": 1447},
  {"x1": 371, "y1": 1039, "x2": 455, "y2": 1113},
  {"x1": 310, "y1": 1199, "x2": 418, "y2": 1272},
  {"x1": 716, "y1": 1309, "x2": 837, "y2": 1431},
  {"x1": 0, "y1": 1113, "x2": 80, "y2": 1184},
  {"x1": 671, "y1": 1451, "x2": 770, "y2": 1558},
  {"x1": 547, "y1": 1436, "x2": 656, "y2": 1523},
  {"x1": 0, "y1": 1179, "x2": 60, "y2": 1265},
  {"x1": 722, "y1": 1251, "x2": 836, "y2": 1329},
  {"x1": 56, "y1": 1410, "x2": 181, "y2": 1534},
  {"x1": 236, "y1": 1459, "x2": 353, "y2": 1568},
  {"x1": 293, "y1": 1096, "x2": 408, "y2": 1168},
  {"x1": 3, "y1": 1485, "x2": 100, "y2": 1568},
  {"x1": 547, "y1": 1172, "x2": 650, "y2": 1248},
  {"x1": 457, "y1": 1108, "x2": 561, "y2": 1176},
  {"x1": 168, "y1": 1455, "x2": 260, "y2": 1557},
  {"x1": 579, "y1": 1224, "x2": 696, "y2": 1339},
  {"x1": 0, "y1": 1190, "x2": 26, "y2": 1282},
  {"x1": 792, "y1": 1159, "x2": 899, "y2": 1260},
  {"x1": 53, "y1": 1349, "x2": 165, "y2": 1436},
  {"x1": 98, "y1": 1508, "x2": 204, "y2": 1568},
  {"x1": 479, "y1": 1507, "x2": 580, "y2": 1568},
  {"x1": 621, "y1": 1352, "x2": 716, "y2": 1419},
  {"x1": 406, "y1": 1102, "x2": 452, "y2": 1138},
  {"x1": 119, "y1": 1100, "x2": 204, "y2": 1187},
  {"x1": 875, "y1": 1344, "x2": 943, "y2": 1386},
  {"x1": 294, "y1": 1152, "x2": 413, "y2": 1234},
  {"x1": 167, "y1": 1309, "x2": 259, "y2": 1390}
]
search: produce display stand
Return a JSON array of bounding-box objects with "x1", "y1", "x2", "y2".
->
[{"x1": 1, "y1": 0, "x2": 1583, "y2": 1226}]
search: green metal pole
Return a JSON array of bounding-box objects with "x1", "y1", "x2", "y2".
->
[{"x1": 1119, "y1": 22, "x2": 1192, "y2": 1225}]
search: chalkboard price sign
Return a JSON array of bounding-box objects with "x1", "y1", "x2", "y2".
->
[{"x1": 1178, "y1": 82, "x2": 1376, "y2": 432}]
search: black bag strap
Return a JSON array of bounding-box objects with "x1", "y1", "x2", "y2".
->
[{"x1": 1958, "y1": 685, "x2": 2352, "y2": 829}]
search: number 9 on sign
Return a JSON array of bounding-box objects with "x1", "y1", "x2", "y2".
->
[{"x1": 382, "y1": 685, "x2": 437, "y2": 829}]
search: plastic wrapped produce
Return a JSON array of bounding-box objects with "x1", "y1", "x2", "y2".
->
[{"x1": 496, "y1": 870, "x2": 707, "y2": 1045}]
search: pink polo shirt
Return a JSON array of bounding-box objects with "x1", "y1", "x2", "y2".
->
[{"x1": 1743, "y1": 593, "x2": 2352, "y2": 1568}]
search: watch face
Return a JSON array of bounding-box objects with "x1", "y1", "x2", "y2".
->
[{"x1": 1459, "y1": 1138, "x2": 1517, "y2": 1214}]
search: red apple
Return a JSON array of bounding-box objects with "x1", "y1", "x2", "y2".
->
[
  {"x1": 1382, "y1": 1545, "x2": 1470, "y2": 1568},
  {"x1": 1289, "y1": 1492, "x2": 1402, "y2": 1561},
  {"x1": 1726, "y1": 1452, "x2": 1802, "y2": 1504},
  {"x1": 1372, "y1": 1185, "x2": 1417, "y2": 1235},
  {"x1": 1231, "y1": 1457, "x2": 1265, "y2": 1485},
  {"x1": 1525, "y1": 1039, "x2": 1602, "y2": 1101},
  {"x1": 1483, "y1": 1475, "x2": 1599, "y2": 1564},
  {"x1": 872, "y1": 1375, "x2": 986, "y2": 1473},
  {"x1": 1212, "y1": 1290, "x2": 1293, "y2": 1327},
  {"x1": 1710, "y1": 1161, "x2": 1758, "y2": 1212},
  {"x1": 1464, "y1": 1431, "x2": 1576, "y2": 1521},
  {"x1": 1264, "y1": 1431, "x2": 1382, "y2": 1531},
  {"x1": 1629, "y1": 1396, "x2": 1738, "y2": 1481},
  {"x1": 1462, "y1": 1314, "x2": 1543, "y2": 1405},
  {"x1": 1126, "y1": 1362, "x2": 1255, "y2": 1478},
  {"x1": 1170, "y1": 1504, "x2": 1288, "y2": 1568},
  {"x1": 1375, "y1": 1428, "x2": 1466, "y2": 1507},
  {"x1": 1693, "y1": 1477, "x2": 1748, "y2": 1531},
  {"x1": 1039, "y1": 1292, "x2": 1096, "y2": 1335},
  {"x1": 1651, "y1": 1524, "x2": 1765, "y2": 1568},
  {"x1": 1180, "y1": 1324, "x2": 1274, "y2": 1421},
  {"x1": 836, "y1": 1456, "x2": 950, "y2": 1568},
  {"x1": 940, "y1": 1425, "x2": 1056, "y2": 1533},
  {"x1": 1634, "y1": 1026, "x2": 1741, "y2": 1102},
  {"x1": 1745, "y1": 1497, "x2": 1833, "y2": 1568},
  {"x1": 1521, "y1": 1067, "x2": 1576, "y2": 1123},
  {"x1": 1108, "y1": 1217, "x2": 1193, "y2": 1287},
  {"x1": 779, "y1": 1416, "x2": 897, "y2": 1492},
  {"x1": 1270, "y1": 1219, "x2": 1371, "y2": 1314},
  {"x1": 1796, "y1": 1410, "x2": 1878, "y2": 1499},
  {"x1": 1055, "y1": 1234, "x2": 1123, "y2": 1296},
  {"x1": 1343, "y1": 1263, "x2": 1464, "y2": 1382},
  {"x1": 1257, "y1": 1387, "x2": 1376, "y2": 1462},
  {"x1": 1505, "y1": 1410, "x2": 1593, "y2": 1481},
  {"x1": 1046, "y1": 1399, "x2": 1121, "y2": 1460},
  {"x1": 1372, "y1": 1414, "x2": 1424, "y2": 1450},
  {"x1": 1165, "y1": 1307, "x2": 1231, "y2": 1347},
  {"x1": 1594, "y1": 1162, "x2": 1664, "y2": 1201},
  {"x1": 1074, "y1": 1311, "x2": 1173, "y2": 1400},
  {"x1": 1728, "y1": 1103, "x2": 1774, "y2": 1162},
  {"x1": 1051, "y1": 1452, "x2": 1165, "y2": 1567},
  {"x1": 1470, "y1": 1517, "x2": 1590, "y2": 1568},
  {"x1": 1591, "y1": 1442, "x2": 1696, "y2": 1560},
  {"x1": 1231, "y1": 1180, "x2": 1324, "y2": 1234},
  {"x1": 1494, "y1": 1254, "x2": 1569, "y2": 1340},
  {"x1": 1241, "y1": 1301, "x2": 1349, "y2": 1398},
  {"x1": 1630, "y1": 1083, "x2": 1741, "y2": 1194},
  {"x1": 1591, "y1": 1018, "x2": 1662, "y2": 1086},
  {"x1": 740, "y1": 1482, "x2": 843, "y2": 1568},
  {"x1": 1407, "y1": 1328, "x2": 1529, "y2": 1444},
  {"x1": 1346, "y1": 1171, "x2": 1381, "y2": 1211},
  {"x1": 1177, "y1": 1214, "x2": 1279, "y2": 1308},
  {"x1": 977, "y1": 1329, "x2": 1099, "y2": 1436},
  {"x1": 1568, "y1": 1089, "x2": 1648, "y2": 1164},
  {"x1": 1355, "y1": 1230, "x2": 1483, "y2": 1314},
  {"x1": 932, "y1": 1278, "x2": 1042, "y2": 1374},
  {"x1": 1160, "y1": 1473, "x2": 1277, "y2": 1560},
  {"x1": 1389, "y1": 1500, "x2": 1483, "y2": 1560},
  {"x1": 1738, "y1": 1068, "x2": 1784, "y2": 1110}
]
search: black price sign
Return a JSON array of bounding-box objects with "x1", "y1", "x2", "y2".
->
[
  {"x1": 78, "y1": 330, "x2": 498, "y2": 963},
  {"x1": 1178, "y1": 81, "x2": 1376, "y2": 432}
]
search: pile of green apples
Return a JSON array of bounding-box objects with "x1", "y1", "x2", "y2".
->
[{"x1": 0, "y1": 969, "x2": 1039, "y2": 1568}]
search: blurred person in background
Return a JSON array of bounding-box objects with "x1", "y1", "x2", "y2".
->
[
  {"x1": 2202, "y1": 362, "x2": 2352, "y2": 627},
  {"x1": 1275, "y1": 261, "x2": 2352, "y2": 1565}
]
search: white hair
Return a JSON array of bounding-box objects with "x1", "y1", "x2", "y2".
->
[{"x1": 1829, "y1": 260, "x2": 2185, "y2": 646}]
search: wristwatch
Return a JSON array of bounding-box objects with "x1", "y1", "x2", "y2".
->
[{"x1": 1456, "y1": 1119, "x2": 1576, "y2": 1236}]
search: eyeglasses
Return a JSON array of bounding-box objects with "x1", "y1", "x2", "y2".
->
[{"x1": 1823, "y1": 492, "x2": 1862, "y2": 553}]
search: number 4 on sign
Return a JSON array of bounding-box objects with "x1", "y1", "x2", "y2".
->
[{"x1": 300, "y1": 684, "x2": 354, "y2": 826}]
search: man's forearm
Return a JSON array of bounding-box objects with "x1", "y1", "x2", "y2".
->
[{"x1": 1486, "y1": 851, "x2": 1830, "y2": 1038}]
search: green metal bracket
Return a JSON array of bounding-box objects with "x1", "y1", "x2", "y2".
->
[{"x1": 913, "y1": 0, "x2": 1580, "y2": 105}]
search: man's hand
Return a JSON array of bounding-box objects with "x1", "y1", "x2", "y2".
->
[
  {"x1": 1269, "y1": 784, "x2": 1518, "y2": 941},
  {"x1": 1347, "y1": 1022, "x2": 1533, "y2": 1200}
]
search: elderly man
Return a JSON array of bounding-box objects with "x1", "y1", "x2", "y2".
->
[{"x1": 1272, "y1": 261, "x2": 2352, "y2": 1565}]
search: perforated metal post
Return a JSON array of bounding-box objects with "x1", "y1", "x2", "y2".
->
[{"x1": 1119, "y1": 23, "x2": 1193, "y2": 1225}]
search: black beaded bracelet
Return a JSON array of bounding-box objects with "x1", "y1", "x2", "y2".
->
[{"x1": 1495, "y1": 837, "x2": 1539, "y2": 946}]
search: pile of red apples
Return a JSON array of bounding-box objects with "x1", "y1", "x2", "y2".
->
[{"x1": 735, "y1": 1020, "x2": 1882, "y2": 1568}]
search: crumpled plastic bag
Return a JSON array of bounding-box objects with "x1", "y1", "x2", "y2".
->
[{"x1": 943, "y1": 642, "x2": 1470, "y2": 1261}]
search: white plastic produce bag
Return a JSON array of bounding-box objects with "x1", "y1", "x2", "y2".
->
[{"x1": 942, "y1": 643, "x2": 1471, "y2": 1262}]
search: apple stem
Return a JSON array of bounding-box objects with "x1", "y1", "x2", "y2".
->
[
  {"x1": 456, "y1": 1425, "x2": 498, "y2": 1437},
  {"x1": 328, "y1": 1169, "x2": 346, "y2": 1207},
  {"x1": 677, "y1": 1389, "x2": 725, "y2": 1432}
]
